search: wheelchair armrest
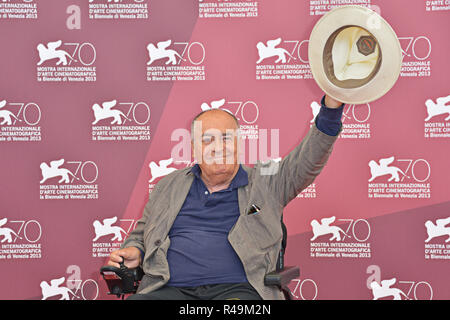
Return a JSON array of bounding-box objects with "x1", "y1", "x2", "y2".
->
[
  {"x1": 264, "y1": 266, "x2": 300, "y2": 287},
  {"x1": 100, "y1": 264, "x2": 144, "y2": 298}
]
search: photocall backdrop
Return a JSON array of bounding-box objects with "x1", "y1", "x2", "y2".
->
[{"x1": 0, "y1": 0, "x2": 449, "y2": 300}]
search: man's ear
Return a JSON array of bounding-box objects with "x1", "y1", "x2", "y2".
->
[
  {"x1": 192, "y1": 120, "x2": 203, "y2": 164},
  {"x1": 191, "y1": 139, "x2": 202, "y2": 164}
]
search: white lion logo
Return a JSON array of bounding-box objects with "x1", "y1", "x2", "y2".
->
[
  {"x1": 91, "y1": 99, "x2": 130, "y2": 125},
  {"x1": 424, "y1": 95, "x2": 450, "y2": 121},
  {"x1": 200, "y1": 99, "x2": 234, "y2": 116},
  {"x1": 40, "y1": 277, "x2": 79, "y2": 300},
  {"x1": 425, "y1": 217, "x2": 450, "y2": 243},
  {"x1": 0, "y1": 100, "x2": 22, "y2": 126},
  {"x1": 310, "y1": 216, "x2": 350, "y2": 241},
  {"x1": 93, "y1": 216, "x2": 127, "y2": 242},
  {"x1": 310, "y1": 101, "x2": 321, "y2": 123},
  {"x1": 0, "y1": 218, "x2": 22, "y2": 243},
  {"x1": 256, "y1": 38, "x2": 296, "y2": 64},
  {"x1": 368, "y1": 156, "x2": 409, "y2": 182},
  {"x1": 201, "y1": 98, "x2": 226, "y2": 112},
  {"x1": 149, "y1": 158, "x2": 177, "y2": 183},
  {"x1": 39, "y1": 159, "x2": 78, "y2": 184},
  {"x1": 370, "y1": 278, "x2": 410, "y2": 300},
  {"x1": 146, "y1": 40, "x2": 185, "y2": 65},
  {"x1": 37, "y1": 40, "x2": 77, "y2": 66}
]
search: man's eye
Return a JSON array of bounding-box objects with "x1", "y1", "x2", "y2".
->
[{"x1": 202, "y1": 136, "x2": 213, "y2": 143}]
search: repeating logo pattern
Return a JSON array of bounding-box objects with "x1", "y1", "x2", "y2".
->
[
  {"x1": 198, "y1": 0, "x2": 258, "y2": 19},
  {"x1": 0, "y1": 217, "x2": 42, "y2": 260},
  {"x1": 399, "y1": 35, "x2": 432, "y2": 78},
  {"x1": 424, "y1": 216, "x2": 450, "y2": 260},
  {"x1": 309, "y1": 0, "x2": 372, "y2": 16},
  {"x1": 91, "y1": 99, "x2": 151, "y2": 141},
  {"x1": 309, "y1": 216, "x2": 372, "y2": 259},
  {"x1": 91, "y1": 216, "x2": 137, "y2": 258},
  {"x1": 40, "y1": 265, "x2": 99, "y2": 300},
  {"x1": 425, "y1": 1, "x2": 450, "y2": 12},
  {"x1": 39, "y1": 159, "x2": 99, "y2": 200},
  {"x1": 0, "y1": 0, "x2": 38, "y2": 20},
  {"x1": 424, "y1": 94, "x2": 450, "y2": 139},
  {"x1": 0, "y1": 0, "x2": 448, "y2": 300},
  {"x1": 368, "y1": 156, "x2": 432, "y2": 199},
  {"x1": 146, "y1": 40, "x2": 206, "y2": 81},
  {"x1": 36, "y1": 40, "x2": 97, "y2": 82},
  {"x1": 0, "y1": 100, "x2": 42, "y2": 142},
  {"x1": 255, "y1": 37, "x2": 312, "y2": 80},
  {"x1": 367, "y1": 265, "x2": 433, "y2": 300},
  {"x1": 88, "y1": 0, "x2": 149, "y2": 20}
]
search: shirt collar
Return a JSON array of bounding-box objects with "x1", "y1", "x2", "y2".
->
[{"x1": 189, "y1": 163, "x2": 248, "y2": 190}]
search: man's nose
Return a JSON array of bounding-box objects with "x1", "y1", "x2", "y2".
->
[{"x1": 211, "y1": 138, "x2": 223, "y2": 151}]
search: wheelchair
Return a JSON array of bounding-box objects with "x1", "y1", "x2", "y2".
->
[{"x1": 100, "y1": 218, "x2": 299, "y2": 300}]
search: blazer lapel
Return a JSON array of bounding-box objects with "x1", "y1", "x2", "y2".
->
[
  {"x1": 238, "y1": 165, "x2": 252, "y2": 216},
  {"x1": 238, "y1": 185, "x2": 250, "y2": 216},
  {"x1": 164, "y1": 171, "x2": 194, "y2": 232}
]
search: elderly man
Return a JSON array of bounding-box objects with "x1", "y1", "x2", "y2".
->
[{"x1": 107, "y1": 95, "x2": 344, "y2": 300}]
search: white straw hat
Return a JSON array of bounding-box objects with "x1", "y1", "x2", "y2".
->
[{"x1": 308, "y1": 5, "x2": 403, "y2": 104}]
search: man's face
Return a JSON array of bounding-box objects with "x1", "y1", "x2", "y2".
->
[{"x1": 192, "y1": 110, "x2": 240, "y2": 181}]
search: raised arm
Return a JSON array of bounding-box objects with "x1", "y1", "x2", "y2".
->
[{"x1": 261, "y1": 95, "x2": 344, "y2": 209}]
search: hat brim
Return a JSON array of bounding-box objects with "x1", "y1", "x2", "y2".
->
[{"x1": 308, "y1": 5, "x2": 403, "y2": 105}]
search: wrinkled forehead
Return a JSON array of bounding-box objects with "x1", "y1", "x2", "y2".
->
[{"x1": 195, "y1": 109, "x2": 239, "y2": 133}]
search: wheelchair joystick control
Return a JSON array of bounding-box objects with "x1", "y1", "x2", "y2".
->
[
  {"x1": 119, "y1": 257, "x2": 127, "y2": 272},
  {"x1": 100, "y1": 255, "x2": 144, "y2": 298}
]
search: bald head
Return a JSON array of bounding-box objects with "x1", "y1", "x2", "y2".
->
[{"x1": 190, "y1": 109, "x2": 239, "y2": 140}]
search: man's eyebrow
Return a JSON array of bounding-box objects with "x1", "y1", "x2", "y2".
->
[{"x1": 202, "y1": 132, "x2": 234, "y2": 136}]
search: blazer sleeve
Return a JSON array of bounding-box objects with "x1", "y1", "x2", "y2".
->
[
  {"x1": 120, "y1": 183, "x2": 161, "y2": 254},
  {"x1": 259, "y1": 122, "x2": 341, "y2": 209}
]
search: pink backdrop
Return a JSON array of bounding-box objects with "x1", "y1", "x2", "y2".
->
[{"x1": 0, "y1": 0, "x2": 449, "y2": 300}]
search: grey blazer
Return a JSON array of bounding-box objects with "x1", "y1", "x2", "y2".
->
[{"x1": 122, "y1": 123, "x2": 341, "y2": 299}]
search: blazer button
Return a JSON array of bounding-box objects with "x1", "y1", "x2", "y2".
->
[{"x1": 154, "y1": 240, "x2": 162, "y2": 246}]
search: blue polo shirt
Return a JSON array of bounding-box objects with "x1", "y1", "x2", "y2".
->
[
  {"x1": 163, "y1": 97, "x2": 344, "y2": 287},
  {"x1": 166, "y1": 164, "x2": 249, "y2": 287}
]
